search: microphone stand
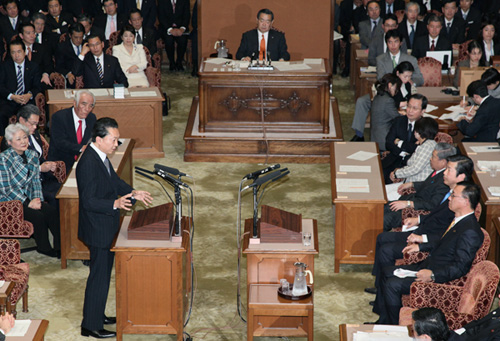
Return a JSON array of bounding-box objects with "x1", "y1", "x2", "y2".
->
[
  {"x1": 252, "y1": 185, "x2": 259, "y2": 239},
  {"x1": 173, "y1": 183, "x2": 182, "y2": 239}
]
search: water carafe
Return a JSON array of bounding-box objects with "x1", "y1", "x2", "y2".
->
[
  {"x1": 292, "y1": 262, "x2": 313, "y2": 296},
  {"x1": 214, "y1": 40, "x2": 228, "y2": 58}
]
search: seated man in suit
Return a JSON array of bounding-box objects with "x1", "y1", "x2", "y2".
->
[
  {"x1": 358, "y1": 0, "x2": 383, "y2": 49},
  {"x1": 382, "y1": 94, "x2": 425, "y2": 183},
  {"x1": 457, "y1": 0, "x2": 481, "y2": 41},
  {"x1": 368, "y1": 14, "x2": 408, "y2": 66},
  {"x1": 339, "y1": 0, "x2": 363, "y2": 77},
  {"x1": 0, "y1": 38, "x2": 41, "y2": 136},
  {"x1": 371, "y1": 181, "x2": 484, "y2": 324},
  {"x1": 398, "y1": 2, "x2": 428, "y2": 50},
  {"x1": 72, "y1": 33, "x2": 128, "y2": 88},
  {"x1": 31, "y1": 13, "x2": 57, "y2": 56},
  {"x1": 236, "y1": 8, "x2": 289, "y2": 62},
  {"x1": 481, "y1": 67, "x2": 500, "y2": 99},
  {"x1": 55, "y1": 23, "x2": 84, "y2": 88},
  {"x1": 128, "y1": 8, "x2": 157, "y2": 55},
  {"x1": 457, "y1": 80, "x2": 500, "y2": 142},
  {"x1": 366, "y1": 154, "x2": 472, "y2": 296},
  {"x1": 376, "y1": 30, "x2": 424, "y2": 85},
  {"x1": 45, "y1": 0, "x2": 73, "y2": 36},
  {"x1": 383, "y1": 143, "x2": 456, "y2": 231},
  {"x1": 0, "y1": 104, "x2": 62, "y2": 208},
  {"x1": 18, "y1": 23, "x2": 53, "y2": 88},
  {"x1": 124, "y1": 0, "x2": 157, "y2": 29},
  {"x1": 48, "y1": 90, "x2": 97, "y2": 171},
  {"x1": 412, "y1": 308, "x2": 452, "y2": 341},
  {"x1": 93, "y1": 0, "x2": 126, "y2": 43},
  {"x1": 76, "y1": 13, "x2": 104, "y2": 42},
  {"x1": 158, "y1": 0, "x2": 190, "y2": 70},
  {"x1": 412, "y1": 15, "x2": 452, "y2": 60},
  {"x1": 441, "y1": 0, "x2": 466, "y2": 47},
  {"x1": 0, "y1": 0, "x2": 28, "y2": 43}
]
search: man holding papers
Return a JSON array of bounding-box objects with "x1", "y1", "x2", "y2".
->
[{"x1": 371, "y1": 182, "x2": 483, "y2": 325}]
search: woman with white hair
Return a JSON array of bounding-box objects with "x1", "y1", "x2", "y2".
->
[{"x1": 0, "y1": 123, "x2": 60, "y2": 258}]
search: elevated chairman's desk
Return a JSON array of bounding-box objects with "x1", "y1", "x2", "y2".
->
[
  {"x1": 331, "y1": 142, "x2": 387, "y2": 272},
  {"x1": 184, "y1": 58, "x2": 343, "y2": 163},
  {"x1": 46, "y1": 87, "x2": 164, "y2": 159},
  {"x1": 56, "y1": 139, "x2": 134, "y2": 269}
]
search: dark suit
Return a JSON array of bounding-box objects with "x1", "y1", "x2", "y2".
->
[
  {"x1": 47, "y1": 107, "x2": 96, "y2": 171},
  {"x1": 0, "y1": 59, "x2": 41, "y2": 135},
  {"x1": 398, "y1": 18, "x2": 428, "y2": 50},
  {"x1": 352, "y1": 5, "x2": 368, "y2": 33},
  {"x1": 25, "y1": 42, "x2": 54, "y2": 75},
  {"x1": 456, "y1": 7, "x2": 481, "y2": 41},
  {"x1": 382, "y1": 116, "x2": 419, "y2": 182},
  {"x1": 374, "y1": 213, "x2": 483, "y2": 324},
  {"x1": 93, "y1": 13, "x2": 127, "y2": 41},
  {"x1": 236, "y1": 29, "x2": 290, "y2": 61},
  {"x1": 358, "y1": 18, "x2": 383, "y2": 49},
  {"x1": 383, "y1": 171, "x2": 449, "y2": 230},
  {"x1": 414, "y1": 0, "x2": 441, "y2": 16},
  {"x1": 457, "y1": 96, "x2": 500, "y2": 142},
  {"x1": 441, "y1": 17, "x2": 466, "y2": 44},
  {"x1": 0, "y1": 15, "x2": 28, "y2": 43},
  {"x1": 411, "y1": 35, "x2": 453, "y2": 60},
  {"x1": 72, "y1": 53, "x2": 129, "y2": 88},
  {"x1": 123, "y1": 0, "x2": 157, "y2": 29},
  {"x1": 45, "y1": 12, "x2": 74, "y2": 35},
  {"x1": 83, "y1": 27, "x2": 105, "y2": 43},
  {"x1": 478, "y1": 39, "x2": 500, "y2": 65},
  {"x1": 65, "y1": 0, "x2": 102, "y2": 19},
  {"x1": 77, "y1": 145, "x2": 134, "y2": 330},
  {"x1": 139, "y1": 27, "x2": 158, "y2": 55},
  {"x1": 55, "y1": 39, "x2": 80, "y2": 77},
  {"x1": 379, "y1": 0, "x2": 405, "y2": 18},
  {"x1": 372, "y1": 193, "x2": 455, "y2": 288},
  {"x1": 158, "y1": 0, "x2": 190, "y2": 68}
]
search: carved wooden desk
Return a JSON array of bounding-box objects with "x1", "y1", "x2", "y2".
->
[
  {"x1": 0, "y1": 281, "x2": 14, "y2": 315},
  {"x1": 7, "y1": 320, "x2": 49, "y2": 340}
]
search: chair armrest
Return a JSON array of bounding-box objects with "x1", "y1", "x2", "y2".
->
[
  {"x1": 409, "y1": 282, "x2": 463, "y2": 312},
  {"x1": 50, "y1": 72, "x2": 66, "y2": 89},
  {"x1": 0, "y1": 201, "x2": 34, "y2": 238},
  {"x1": 52, "y1": 161, "x2": 67, "y2": 183},
  {"x1": 402, "y1": 207, "x2": 430, "y2": 221},
  {"x1": 0, "y1": 239, "x2": 21, "y2": 265},
  {"x1": 146, "y1": 66, "x2": 161, "y2": 88}
]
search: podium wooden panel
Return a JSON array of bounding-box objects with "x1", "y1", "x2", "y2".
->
[
  {"x1": 112, "y1": 216, "x2": 190, "y2": 341},
  {"x1": 331, "y1": 142, "x2": 387, "y2": 272},
  {"x1": 46, "y1": 88, "x2": 164, "y2": 159},
  {"x1": 56, "y1": 139, "x2": 134, "y2": 269},
  {"x1": 242, "y1": 218, "x2": 318, "y2": 293},
  {"x1": 7, "y1": 319, "x2": 49, "y2": 341}
]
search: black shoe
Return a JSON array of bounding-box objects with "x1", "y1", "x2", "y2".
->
[
  {"x1": 364, "y1": 320, "x2": 380, "y2": 325},
  {"x1": 364, "y1": 287, "x2": 377, "y2": 295},
  {"x1": 55, "y1": 250, "x2": 61, "y2": 259},
  {"x1": 81, "y1": 328, "x2": 116, "y2": 338},
  {"x1": 350, "y1": 135, "x2": 365, "y2": 142},
  {"x1": 103, "y1": 316, "x2": 116, "y2": 325},
  {"x1": 341, "y1": 69, "x2": 349, "y2": 78},
  {"x1": 369, "y1": 301, "x2": 375, "y2": 306},
  {"x1": 82, "y1": 260, "x2": 90, "y2": 266},
  {"x1": 176, "y1": 64, "x2": 185, "y2": 71},
  {"x1": 37, "y1": 249, "x2": 57, "y2": 258},
  {"x1": 169, "y1": 64, "x2": 176, "y2": 71}
]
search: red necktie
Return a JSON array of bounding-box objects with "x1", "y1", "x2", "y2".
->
[
  {"x1": 259, "y1": 34, "x2": 265, "y2": 61},
  {"x1": 27, "y1": 47, "x2": 32, "y2": 61},
  {"x1": 431, "y1": 171, "x2": 437, "y2": 177},
  {"x1": 430, "y1": 40, "x2": 435, "y2": 51},
  {"x1": 172, "y1": 0, "x2": 176, "y2": 13},
  {"x1": 75, "y1": 120, "x2": 82, "y2": 160}
]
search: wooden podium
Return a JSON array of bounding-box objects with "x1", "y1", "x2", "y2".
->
[{"x1": 112, "y1": 215, "x2": 190, "y2": 341}]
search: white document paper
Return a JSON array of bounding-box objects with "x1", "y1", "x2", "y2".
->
[
  {"x1": 385, "y1": 183, "x2": 401, "y2": 201},
  {"x1": 402, "y1": 224, "x2": 419, "y2": 232},
  {"x1": 63, "y1": 90, "x2": 75, "y2": 98},
  {"x1": 274, "y1": 63, "x2": 311, "y2": 71},
  {"x1": 489, "y1": 187, "x2": 500, "y2": 197},
  {"x1": 346, "y1": 151, "x2": 379, "y2": 161},
  {"x1": 129, "y1": 91, "x2": 158, "y2": 97},
  {"x1": 439, "y1": 111, "x2": 466, "y2": 121},
  {"x1": 336, "y1": 178, "x2": 370, "y2": 193},
  {"x1": 353, "y1": 331, "x2": 412, "y2": 341},
  {"x1": 360, "y1": 66, "x2": 377, "y2": 73},
  {"x1": 477, "y1": 160, "x2": 500, "y2": 171},
  {"x1": 65, "y1": 178, "x2": 78, "y2": 188},
  {"x1": 0, "y1": 281, "x2": 5, "y2": 288},
  {"x1": 393, "y1": 268, "x2": 418, "y2": 278},
  {"x1": 7, "y1": 319, "x2": 31, "y2": 337},
  {"x1": 445, "y1": 104, "x2": 464, "y2": 112},
  {"x1": 204, "y1": 57, "x2": 231, "y2": 64},
  {"x1": 339, "y1": 165, "x2": 371, "y2": 173},
  {"x1": 333, "y1": 31, "x2": 344, "y2": 41},
  {"x1": 303, "y1": 58, "x2": 322, "y2": 65},
  {"x1": 89, "y1": 89, "x2": 110, "y2": 97},
  {"x1": 470, "y1": 146, "x2": 500, "y2": 153},
  {"x1": 424, "y1": 104, "x2": 438, "y2": 113},
  {"x1": 423, "y1": 113, "x2": 438, "y2": 119},
  {"x1": 373, "y1": 325, "x2": 410, "y2": 333}
]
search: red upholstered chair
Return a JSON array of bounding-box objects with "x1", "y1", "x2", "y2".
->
[
  {"x1": 50, "y1": 72, "x2": 66, "y2": 89},
  {"x1": 108, "y1": 31, "x2": 119, "y2": 47},
  {"x1": 418, "y1": 57, "x2": 443, "y2": 87},
  {"x1": 457, "y1": 40, "x2": 473, "y2": 64},
  {"x1": 0, "y1": 239, "x2": 30, "y2": 316},
  {"x1": 59, "y1": 32, "x2": 67, "y2": 43},
  {"x1": 434, "y1": 132, "x2": 452, "y2": 144},
  {"x1": 39, "y1": 135, "x2": 67, "y2": 183},
  {"x1": 0, "y1": 201, "x2": 34, "y2": 238},
  {"x1": 399, "y1": 260, "x2": 500, "y2": 330},
  {"x1": 75, "y1": 76, "x2": 84, "y2": 89},
  {"x1": 34, "y1": 93, "x2": 47, "y2": 133}
]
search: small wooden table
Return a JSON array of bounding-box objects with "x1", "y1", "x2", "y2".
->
[
  {"x1": 331, "y1": 142, "x2": 387, "y2": 272},
  {"x1": 0, "y1": 282, "x2": 14, "y2": 315},
  {"x1": 7, "y1": 319, "x2": 49, "y2": 340},
  {"x1": 56, "y1": 139, "x2": 134, "y2": 268},
  {"x1": 248, "y1": 284, "x2": 313, "y2": 341}
]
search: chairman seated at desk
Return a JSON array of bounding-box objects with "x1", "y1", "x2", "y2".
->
[{"x1": 236, "y1": 8, "x2": 290, "y2": 62}]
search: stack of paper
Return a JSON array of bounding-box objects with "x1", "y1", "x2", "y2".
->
[
  {"x1": 385, "y1": 183, "x2": 401, "y2": 201},
  {"x1": 113, "y1": 84, "x2": 125, "y2": 99},
  {"x1": 488, "y1": 187, "x2": 500, "y2": 196},
  {"x1": 470, "y1": 145, "x2": 500, "y2": 153},
  {"x1": 477, "y1": 160, "x2": 500, "y2": 171},
  {"x1": 336, "y1": 179, "x2": 370, "y2": 193},
  {"x1": 360, "y1": 66, "x2": 377, "y2": 73}
]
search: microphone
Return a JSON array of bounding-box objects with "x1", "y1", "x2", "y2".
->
[
  {"x1": 155, "y1": 169, "x2": 189, "y2": 188},
  {"x1": 242, "y1": 168, "x2": 288, "y2": 191},
  {"x1": 154, "y1": 163, "x2": 186, "y2": 176},
  {"x1": 135, "y1": 169, "x2": 154, "y2": 181},
  {"x1": 267, "y1": 51, "x2": 271, "y2": 65},
  {"x1": 244, "y1": 164, "x2": 280, "y2": 180},
  {"x1": 135, "y1": 166, "x2": 155, "y2": 175}
]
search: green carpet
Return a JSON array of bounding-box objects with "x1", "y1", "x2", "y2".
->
[{"x1": 18, "y1": 69, "x2": 384, "y2": 340}]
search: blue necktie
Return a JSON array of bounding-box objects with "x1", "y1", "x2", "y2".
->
[
  {"x1": 440, "y1": 191, "x2": 451, "y2": 204},
  {"x1": 409, "y1": 25, "x2": 415, "y2": 48}
]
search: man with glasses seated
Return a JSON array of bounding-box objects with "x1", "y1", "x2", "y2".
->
[
  {"x1": 236, "y1": 8, "x2": 290, "y2": 62},
  {"x1": 368, "y1": 14, "x2": 408, "y2": 66}
]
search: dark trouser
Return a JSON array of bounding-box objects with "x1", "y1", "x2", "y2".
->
[
  {"x1": 82, "y1": 246, "x2": 114, "y2": 330},
  {"x1": 0, "y1": 101, "x2": 20, "y2": 136},
  {"x1": 373, "y1": 263, "x2": 418, "y2": 324},
  {"x1": 383, "y1": 203, "x2": 404, "y2": 231},
  {"x1": 41, "y1": 174, "x2": 62, "y2": 210},
  {"x1": 23, "y1": 201, "x2": 60, "y2": 252},
  {"x1": 382, "y1": 153, "x2": 407, "y2": 184},
  {"x1": 164, "y1": 34, "x2": 188, "y2": 67},
  {"x1": 372, "y1": 231, "x2": 411, "y2": 288}
]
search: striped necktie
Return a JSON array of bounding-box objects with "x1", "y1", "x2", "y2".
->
[
  {"x1": 441, "y1": 220, "x2": 456, "y2": 238},
  {"x1": 96, "y1": 57, "x2": 104, "y2": 85},
  {"x1": 16, "y1": 65, "x2": 24, "y2": 95}
]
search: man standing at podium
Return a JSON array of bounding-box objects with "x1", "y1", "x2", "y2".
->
[
  {"x1": 236, "y1": 8, "x2": 290, "y2": 62},
  {"x1": 77, "y1": 117, "x2": 152, "y2": 339}
]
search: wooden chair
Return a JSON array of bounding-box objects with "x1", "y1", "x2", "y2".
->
[
  {"x1": 418, "y1": 57, "x2": 443, "y2": 87},
  {"x1": 108, "y1": 31, "x2": 119, "y2": 47}
]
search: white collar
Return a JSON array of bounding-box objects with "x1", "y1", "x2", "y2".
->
[{"x1": 90, "y1": 143, "x2": 107, "y2": 162}]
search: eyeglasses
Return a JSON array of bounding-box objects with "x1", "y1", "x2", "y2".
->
[
  {"x1": 450, "y1": 193, "x2": 465, "y2": 199},
  {"x1": 26, "y1": 120, "x2": 38, "y2": 127}
]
